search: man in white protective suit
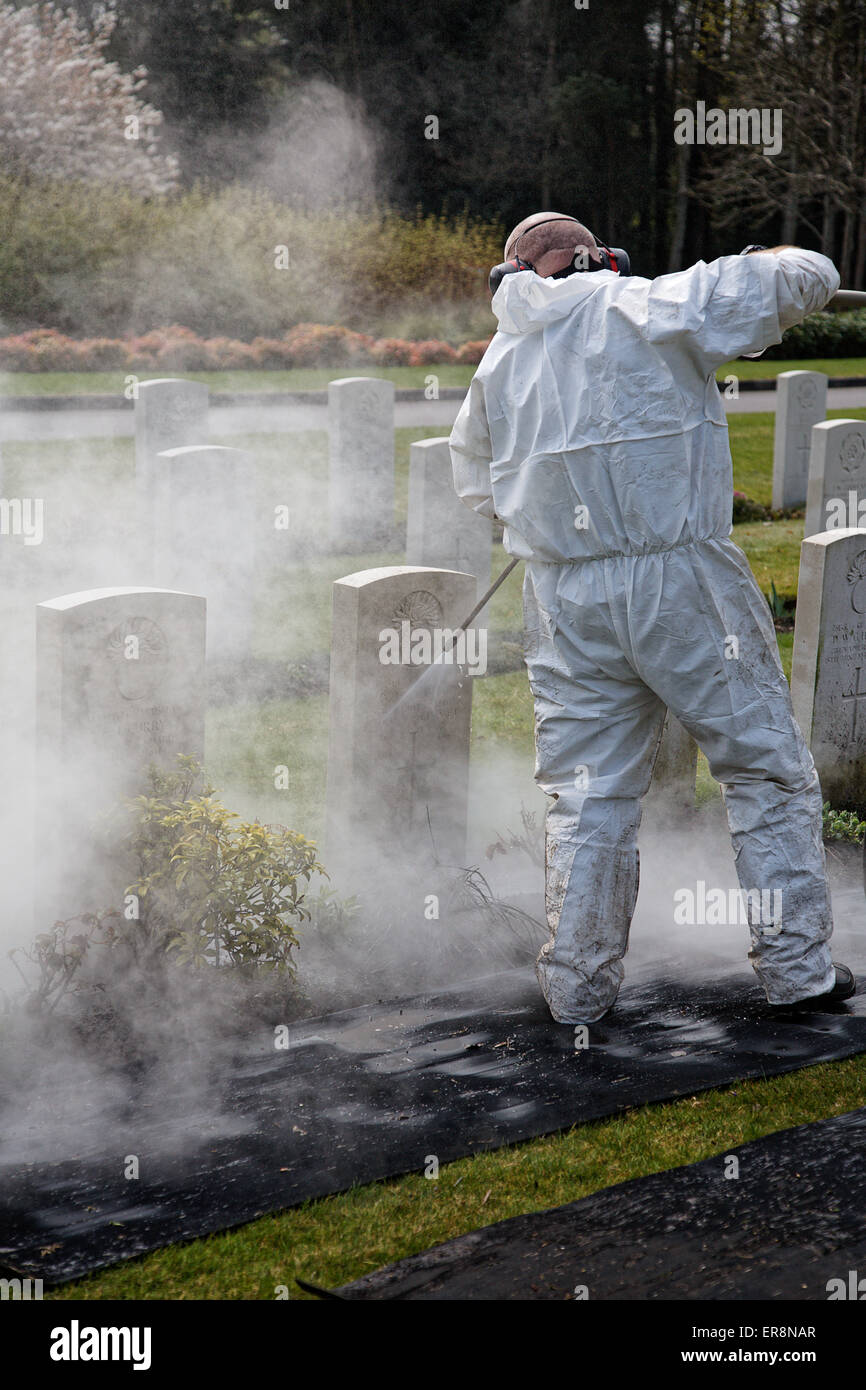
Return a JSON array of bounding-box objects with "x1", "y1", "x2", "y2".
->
[{"x1": 449, "y1": 210, "x2": 856, "y2": 1025}]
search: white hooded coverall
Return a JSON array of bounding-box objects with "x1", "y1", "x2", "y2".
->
[{"x1": 449, "y1": 249, "x2": 841, "y2": 1022}]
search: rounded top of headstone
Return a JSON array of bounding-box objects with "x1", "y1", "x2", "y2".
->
[
  {"x1": 410, "y1": 437, "x2": 451, "y2": 452},
  {"x1": 327, "y1": 376, "x2": 396, "y2": 399},
  {"x1": 802, "y1": 527, "x2": 866, "y2": 549},
  {"x1": 138, "y1": 377, "x2": 208, "y2": 390},
  {"x1": 335, "y1": 565, "x2": 475, "y2": 589},
  {"x1": 38, "y1": 586, "x2": 205, "y2": 611}
]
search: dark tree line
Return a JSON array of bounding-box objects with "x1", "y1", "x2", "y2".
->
[{"x1": 56, "y1": 0, "x2": 866, "y2": 280}]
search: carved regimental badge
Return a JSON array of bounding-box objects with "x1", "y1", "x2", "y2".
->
[
  {"x1": 841, "y1": 432, "x2": 866, "y2": 475},
  {"x1": 391, "y1": 589, "x2": 444, "y2": 631},
  {"x1": 795, "y1": 379, "x2": 819, "y2": 410},
  {"x1": 106, "y1": 617, "x2": 169, "y2": 701},
  {"x1": 847, "y1": 553, "x2": 866, "y2": 614}
]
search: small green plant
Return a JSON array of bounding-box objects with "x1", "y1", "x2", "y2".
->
[
  {"x1": 7, "y1": 913, "x2": 113, "y2": 1013},
  {"x1": 822, "y1": 801, "x2": 866, "y2": 844},
  {"x1": 732, "y1": 490, "x2": 770, "y2": 523},
  {"x1": 304, "y1": 885, "x2": 360, "y2": 944},
  {"x1": 765, "y1": 578, "x2": 796, "y2": 629},
  {"x1": 118, "y1": 756, "x2": 325, "y2": 974}
]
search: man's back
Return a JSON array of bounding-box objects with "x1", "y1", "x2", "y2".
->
[{"x1": 452, "y1": 250, "x2": 839, "y2": 564}]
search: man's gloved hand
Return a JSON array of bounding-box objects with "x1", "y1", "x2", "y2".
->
[{"x1": 740, "y1": 244, "x2": 768, "y2": 254}]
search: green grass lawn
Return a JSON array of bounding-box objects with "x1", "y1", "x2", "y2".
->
[
  {"x1": 3, "y1": 356, "x2": 866, "y2": 397},
  {"x1": 12, "y1": 397, "x2": 861, "y2": 1301},
  {"x1": 727, "y1": 356, "x2": 866, "y2": 379},
  {"x1": 0, "y1": 365, "x2": 478, "y2": 396},
  {"x1": 50, "y1": 1054, "x2": 866, "y2": 1299}
]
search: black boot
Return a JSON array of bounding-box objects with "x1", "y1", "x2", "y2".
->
[{"x1": 771, "y1": 963, "x2": 857, "y2": 1011}]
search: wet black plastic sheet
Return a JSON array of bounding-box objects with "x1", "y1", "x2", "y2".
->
[
  {"x1": 337, "y1": 1105, "x2": 866, "y2": 1300},
  {"x1": 3, "y1": 959, "x2": 866, "y2": 1285}
]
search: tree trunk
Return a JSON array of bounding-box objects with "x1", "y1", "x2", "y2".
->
[
  {"x1": 669, "y1": 142, "x2": 691, "y2": 271},
  {"x1": 821, "y1": 194, "x2": 834, "y2": 257},
  {"x1": 841, "y1": 207, "x2": 855, "y2": 285},
  {"x1": 854, "y1": 198, "x2": 866, "y2": 289},
  {"x1": 782, "y1": 148, "x2": 799, "y2": 243}
]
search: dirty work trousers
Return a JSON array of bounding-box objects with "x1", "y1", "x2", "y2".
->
[{"x1": 523, "y1": 536, "x2": 835, "y2": 1023}]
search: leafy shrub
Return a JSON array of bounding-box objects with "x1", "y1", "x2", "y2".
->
[
  {"x1": 7, "y1": 914, "x2": 108, "y2": 1014},
  {"x1": 732, "y1": 490, "x2": 770, "y2": 522},
  {"x1": 822, "y1": 802, "x2": 866, "y2": 844},
  {"x1": 764, "y1": 309, "x2": 866, "y2": 360},
  {"x1": 455, "y1": 340, "x2": 491, "y2": 365},
  {"x1": 119, "y1": 758, "x2": 324, "y2": 973},
  {"x1": 0, "y1": 175, "x2": 500, "y2": 340},
  {"x1": 8, "y1": 757, "x2": 329, "y2": 1015}
]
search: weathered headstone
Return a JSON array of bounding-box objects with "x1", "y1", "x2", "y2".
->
[
  {"x1": 805, "y1": 419, "x2": 866, "y2": 538},
  {"x1": 328, "y1": 377, "x2": 395, "y2": 551},
  {"x1": 135, "y1": 379, "x2": 209, "y2": 573},
  {"x1": 134, "y1": 378, "x2": 209, "y2": 498},
  {"x1": 154, "y1": 445, "x2": 256, "y2": 659},
  {"x1": 325, "y1": 566, "x2": 477, "y2": 885},
  {"x1": 771, "y1": 370, "x2": 827, "y2": 510},
  {"x1": 406, "y1": 437, "x2": 492, "y2": 597},
  {"x1": 36, "y1": 586, "x2": 206, "y2": 926},
  {"x1": 791, "y1": 527, "x2": 866, "y2": 812}
]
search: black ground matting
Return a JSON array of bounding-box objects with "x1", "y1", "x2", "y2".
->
[
  {"x1": 336, "y1": 1105, "x2": 866, "y2": 1300},
  {"x1": 3, "y1": 954, "x2": 866, "y2": 1286}
]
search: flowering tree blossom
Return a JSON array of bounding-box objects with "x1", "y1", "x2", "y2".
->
[{"x1": 0, "y1": 3, "x2": 178, "y2": 192}]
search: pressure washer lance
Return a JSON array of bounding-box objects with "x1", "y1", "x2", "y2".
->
[
  {"x1": 383, "y1": 555, "x2": 521, "y2": 720},
  {"x1": 450, "y1": 554, "x2": 522, "y2": 645},
  {"x1": 827, "y1": 288, "x2": 866, "y2": 312}
]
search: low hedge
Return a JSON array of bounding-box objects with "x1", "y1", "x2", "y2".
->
[
  {"x1": 765, "y1": 309, "x2": 866, "y2": 359},
  {"x1": 0, "y1": 324, "x2": 493, "y2": 372}
]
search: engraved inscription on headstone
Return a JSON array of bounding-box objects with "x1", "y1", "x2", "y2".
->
[
  {"x1": 772, "y1": 370, "x2": 828, "y2": 510},
  {"x1": 805, "y1": 420, "x2": 866, "y2": 537},
  {"x1": 792, "y1": 527, "x2": 866, "y2": 811},
  {"x1": 325, "y1": 566, "x2": 476, "y2": 888},
  {"x1": 36, "y1": 586, "x2": 206, "y2": 926}
]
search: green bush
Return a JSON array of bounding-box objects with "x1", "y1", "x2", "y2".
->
[
  {"x1": 822, "y1": 802, "x2": 866, "y2": 844},
  {"x1": 119, "y1": 757, "x2": 324, "y2": 973},
  {"x1": 764, "y1": 310, "x2": 866, "y2": 360},
  {"x1": 0, "y1": 176, "x2": 500, "y2": 340},
  {"x1": 7, "y1": 756, "x2": 328, "y2": 1010}
]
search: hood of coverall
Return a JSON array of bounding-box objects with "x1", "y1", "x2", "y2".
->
[{"x1": 491, "y1": 267, "x2": 617, "y2": 335}]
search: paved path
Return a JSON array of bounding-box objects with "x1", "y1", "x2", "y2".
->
[{"x1": 2, "y1": 386, "x2": 866, "y2": 443}]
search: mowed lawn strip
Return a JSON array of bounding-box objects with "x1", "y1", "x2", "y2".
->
[
  {"x1": 49, "y1": 1055, "x2": 866, "y2": 1300},
  {"x1": 3, "y1": 356, "x2": 866, "y2": 396}
]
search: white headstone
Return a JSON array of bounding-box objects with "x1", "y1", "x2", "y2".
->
[
  {"x1": 154, "y1": 445, "x2": 256, "y2": 659},
  {"x1": 791, "y1": 527, "x2": 866, "y2": 811},
  {"x1": 805, "y1": 419, "x2": 866, "y2": 538},
  {"x1": 771, "y1": 370, "x2": 827, "y2": 510},
  {"x1": 134, "y1": 378, "x2": 209, "y2": 498},
  {"x1": 328, "y1": 377, "x2": 395, "y2": 551},
  {"x1": 406, "y1": 437, "x2": 492, "y2": 596},
  {"x1": 36, "y1": 586, "x2": 206, "y2": 925},
  {"x1": 135, "y1": 378, "x2": 209, "y2": 573},
  {"x1": 325, "y1": 565, "x2": 477, "y2": 885}
]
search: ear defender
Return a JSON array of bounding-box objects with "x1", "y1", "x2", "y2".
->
[
  {"x1": 595, "y1": 244, "x2": 632, "y2": 276},
  {"x1": 488, "y1": 257, "x2": 534, "y2": 295}
]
